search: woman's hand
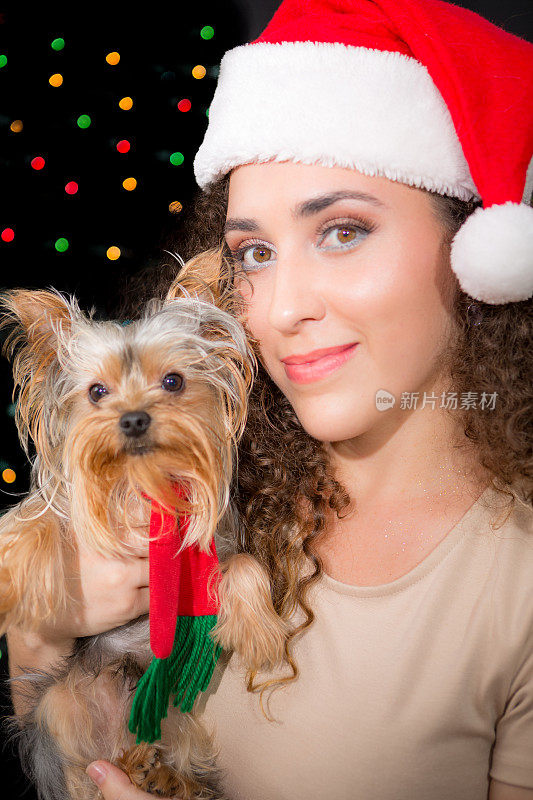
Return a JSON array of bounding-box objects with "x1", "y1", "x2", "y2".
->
[
  {"x1": 6, "y1": 535, "x2": 149, "y2": 716},
  {"x1": 86, "y1": 760, "x2": 176, "y2": 799},
  {"x1": 36, "y1": 534, "x2": 150, "y2": 647}
]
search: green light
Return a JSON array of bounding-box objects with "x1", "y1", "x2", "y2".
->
[
  {"x1": 206, "y1": 108, "x2": 209, "y2": 118},
  {"x1": 51, "y1": 38, "x2": 65, "y2": 51},
  {"x1": 6, "y1": 403, "x2": 16, "y2": 418},
  {"x1": 169, "y1": 152, "x2": 184, "y2": 166},
  {"x1": 77, "y1": 114, "x2": 91, "y2": 129},
  {"x1": 55, "y1": 237, "x2": 69, "y2": 252},
  {"x1": 0, "y1": 55, "x2": 7, "y2": 69},
  {"x1": 200, "y1": 26, "x2": 214, "y2": 40}
]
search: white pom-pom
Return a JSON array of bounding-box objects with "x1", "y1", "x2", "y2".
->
[{"x1": 450, "y1": 201, "x2": 533, "y2": 304}]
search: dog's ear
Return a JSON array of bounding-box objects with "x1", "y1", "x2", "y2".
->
[
  {"x1": 164, "y1": 244, "x2": 248, "y2": 319},
  {"x1": 0, "y1": 289, "x2": 75, "y2": 359},
  {"x1": 0, "y1": 289, "x2": 78, "y2": 453},
  {"x1": 164, "y1": 246, "x2": 223, "y2": 306},
  {"x1": 163, "y1": 247, "x2": 257, "y2": 440}
]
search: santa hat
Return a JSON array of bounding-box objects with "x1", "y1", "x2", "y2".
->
[{"x1": 193, "y1": 0, "x2": 533, "y2": 305}]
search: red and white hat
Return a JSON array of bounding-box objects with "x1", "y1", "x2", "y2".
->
[{"x1": 193, "y1": 0, "x2": 533, "y2": 305}]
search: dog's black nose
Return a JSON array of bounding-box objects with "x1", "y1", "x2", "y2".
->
[{"x1": 119, "y1": 411, "x2": 151, "y2": 437}]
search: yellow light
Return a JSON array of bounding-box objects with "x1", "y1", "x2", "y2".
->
[
  {"x1": 106, "y1": 51, "x2": 120, "y2": 66},
  {"x1": 119, "y1": 96, "x2": 133, "y2": 111},
  {"x1": 2, "y1": 468, "x2": 16, "y2": 484},
  {"x1": 122, "y1": 177, "x2": 137, "y2": 191},
  {"x1": 169, "y1": 201, "x2": 183, "y2": 214},
  {"x1": 192, "y1": 64, "x2": 206, "y2": 80},
  {"x1": 10, "y1": 119, "x2": 23, "y2": 132},
  {"x1": 106, "y1": 246, "x2": 121, "y2": 260},
  {"x1": 49, "y1": 73, "x2": 63, "y2": 87}
]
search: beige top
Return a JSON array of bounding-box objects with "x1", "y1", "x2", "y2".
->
[{"x1": 196, "y1": 485, "x2": 533, "y2": 799}]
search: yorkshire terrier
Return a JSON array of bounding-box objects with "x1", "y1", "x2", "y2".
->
[{"x1": 0, "y1": 251, "x2": 289, "y2": 800}]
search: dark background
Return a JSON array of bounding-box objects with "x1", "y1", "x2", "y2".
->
[{"x1": 0, "y1": 0, "x2": 531, "y2": 795}]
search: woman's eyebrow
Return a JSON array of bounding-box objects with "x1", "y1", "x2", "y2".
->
[{"x1": 223, "y1": 190, "x2": 387, "y2": 235}]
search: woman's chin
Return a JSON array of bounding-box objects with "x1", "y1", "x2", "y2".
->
[{"x1": 293, "y1": 407, "x2": 374, "y2": 444}]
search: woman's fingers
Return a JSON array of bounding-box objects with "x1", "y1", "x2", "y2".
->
[
  {"x1": 133, "y1": 586, "x2": 150, "y2": 617},
  {"x1": 86, "y1": 760, "x2": 176, "y2": 799},
  {"x1": 137, "y1": 556, "x2": 150, "y2": 588}
]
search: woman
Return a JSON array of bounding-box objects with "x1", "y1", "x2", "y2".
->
[{"x1": 6, "y1": 0, "x2": 533, "y2": 798}]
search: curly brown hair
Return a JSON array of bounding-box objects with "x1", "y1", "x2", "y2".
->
[{"x1": 121, "y1": 172, "x2": 533, "y2": 713}]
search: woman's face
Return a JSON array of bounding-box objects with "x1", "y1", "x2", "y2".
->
[{"x1": 225, "y1": 160, "x2": 457, "y2": 443}]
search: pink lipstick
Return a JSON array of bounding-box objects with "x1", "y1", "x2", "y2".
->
[{"x1": 282, "y1": 343, "x2": 358, "y2": 384}]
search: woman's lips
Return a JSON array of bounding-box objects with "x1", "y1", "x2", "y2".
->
[{"x1": 282, "y1": 343, "x2": 359, "y2": 384}]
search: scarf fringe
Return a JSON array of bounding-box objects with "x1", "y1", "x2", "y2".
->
[{"x1": 128, "y1": 614, "x2": 223, "y2": 744}]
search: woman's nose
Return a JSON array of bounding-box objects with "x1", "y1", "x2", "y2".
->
[{"x1": 267, "y1": 250, "x2": 324, "y2": 332}]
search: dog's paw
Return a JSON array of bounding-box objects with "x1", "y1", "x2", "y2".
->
[
  {"x1": 116, "y1": 743, "x2": 211, "y2": 799},
  {"x1": 211, "y1": 553, "x2": 290, "y2": 671}
]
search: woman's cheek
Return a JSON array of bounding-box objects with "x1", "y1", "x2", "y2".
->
[{"x1": 372, "y1": 309, "x2": 450, "y2": 405}]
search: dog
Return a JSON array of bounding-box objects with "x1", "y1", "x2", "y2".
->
[{"x1": 0, "y1": 252, "x2": 289, "y2": 799}]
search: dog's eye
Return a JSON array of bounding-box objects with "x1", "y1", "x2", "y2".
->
[
  {"x1": 162, "y1": 373, "x2": 184, "y2": 393},
  {"x1": 89, "y1": 383, "x2": 109, "y2": 403}
]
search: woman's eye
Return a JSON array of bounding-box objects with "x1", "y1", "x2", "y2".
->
[
  {"x1": 89, "y1": 383, "x2": 109, "y2": 403},
  {"x1": 232, "y1": 243, "x2": 275, "y2": 270},
  {"x1": 320, "y1": 225, "x2": 360, "y2": 248},
  {"x1": 162, "y1": 373, "x2": 185, "y2": 392}
]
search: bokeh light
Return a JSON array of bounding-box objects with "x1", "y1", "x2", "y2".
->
[
  {"x1": 55, "y1": 237, "x2": 69, "y2": 252},
  {"x1": 2, "y1": 468, "x2": 16, "y2": 484},
  {"x1": 0, "y1": 55, "x2": 7, "y2": 69},
  {"x1": 106, "y1": 246, "x2": 121, "y2": 260},
  {"x1": 192, "y1": 65, "x2": 206, "y2": 79},
  {"x1": 0, "y1": 12, "x2": 234, "y2": 372}
]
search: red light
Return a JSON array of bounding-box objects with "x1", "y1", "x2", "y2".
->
[
  {"x1": 177, "y1": 99, "x2": 191, "y2": 112},
  {"x1": 1, "y1": 228, "x2": 15, "y2": 243},
  {"x1": 31, "y1": 156, "x2": 46, "y2": 170},
  {"x1": 65, "y1": 181, "x2": 78, "y2": 195},
  {"x1": 117, "y1": 139, "x2": 131, "y2": 153}
]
